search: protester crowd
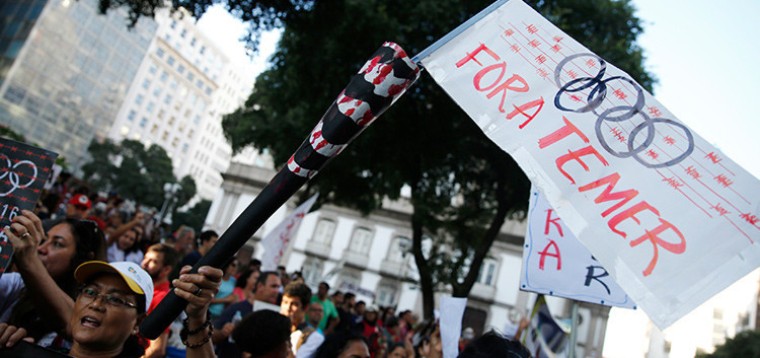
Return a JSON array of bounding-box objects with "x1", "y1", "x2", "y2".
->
[{"x1": 0, "y1": 181, "x2": 530, "y2": 357}]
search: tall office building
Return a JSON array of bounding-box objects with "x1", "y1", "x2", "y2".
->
[
  {"x1": 0, "y1": 0, "x2": 48, "y2": 86},
  {"x1": 0, "y1": 0, "x2": 156, "y2": 168},
  {"x1": 107, "y1": 8, "x2": 253, "y2": 200}
]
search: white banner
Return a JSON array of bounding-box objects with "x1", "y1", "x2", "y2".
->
[
  {"x1": 521, "y1": 186, "x2": 635, "y2": 308},
  {"x1": 419, "y1": 0, "x2": 760, "y2": 328},
  {"x1": 261, "y1": 194, "x2": 318, "y2": 271}
]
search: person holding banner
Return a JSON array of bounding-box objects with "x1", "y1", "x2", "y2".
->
[
  {"x1": 0, "y1": 261, "x2": 221, "y2": 357},
  {"x1": 1, "y1": 210, "x2": 106, "y2": 349}
]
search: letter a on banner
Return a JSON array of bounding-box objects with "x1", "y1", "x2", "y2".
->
[
  {"x1": 416, "y1": 0, "x2": 760, "y2": 328},
  {"x1": 521, "y1": 186, "x2": 636, "y2": 308}
]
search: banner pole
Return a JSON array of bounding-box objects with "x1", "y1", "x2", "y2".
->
[{"x1": 568, "y1": 300, "x2": 579, "y2": 358}]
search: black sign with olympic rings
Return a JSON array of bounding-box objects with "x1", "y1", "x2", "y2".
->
[{"x1": 0, "y1": 138, "x2": 58, "y2": 276}]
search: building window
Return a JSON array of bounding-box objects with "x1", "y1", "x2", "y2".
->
[
  {"x1": 160, "y1": 71, "x2": 168, "y2": 82},
  {"x1": 180, "y1": 29, "x2": 187, "y2": 38},
  {"x1": 177, "y1": 64, "x2": 185, "y2": 74},
  {"x1": 476, "y1": 259, "x2": 498, "y2": 286},
  {"x1": 348, "y1": 227, "x2": 372, "y2": 255},
  {"x1": 127, "y1": 110, "x2": 136, "y2": 121},
  {"x1": 141, "y1": 79, "x2": 150, "y2": 90},
  {"x1": 156, "y1": 47, "x2": 165, "y2": 58},
  {"x1": 139, "y1": 117, "x2": 148, "y2": 128},
  {"x1": 164, "y1": 94, "x2": 172, "y2": 105},
  {"x1": 338, "y1": 271, "x2": 361, "y2": 293},
  {"x1": 146, "y1": 102, "x2": 155, "y2": 113},
  {"x1": 148, "y1": 63, "x2": 157, "y2": 74},
  {"x1": 375, "y1": 283, "x2": 398, "y2": 307},
  {"x1": 135, "y1": 94, "x2": 144, "y2": 105},
  {"x1": 312, "y1": 219, "x2": 335, "y2": 245},
  {"x1": 167, "y1": 56, "x2": 175, "y2": 66},
  {"x1": 302, "y1": 259, "x2": 323, "y2": 288}
]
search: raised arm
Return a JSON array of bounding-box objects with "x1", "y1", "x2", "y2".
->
[
  {"x1": 171, "y1": 265, "x2": 222, "y2": 358},
  {"x1": 5, "y1": 210, "x2": 74, "y2": 332}
]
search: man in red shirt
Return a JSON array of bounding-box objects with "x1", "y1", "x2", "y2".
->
[{"x1": 141, "y1": 243, "x2": 180, "y2": 357}]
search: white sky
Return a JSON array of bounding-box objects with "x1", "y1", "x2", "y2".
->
[
  {"x1": 634, "y1": 0, "x2": 760, "y2": 179},
  {"x1": 194, "y1": 2, "x2": 760, "y2": 354}
]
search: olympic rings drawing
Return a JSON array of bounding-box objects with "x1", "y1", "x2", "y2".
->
[
  {"x1": 0, "y1": 154, "x2": 38, "y2": 197},
  {"x1": 553, "y1": 53, "x2": 694, "y2": 169}
]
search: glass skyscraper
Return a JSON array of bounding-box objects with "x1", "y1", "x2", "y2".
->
[{"x1": 0, "y1": 0, "x2": 156, "y2": 169}]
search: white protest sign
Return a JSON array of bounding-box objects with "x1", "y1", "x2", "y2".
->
[
  {"x1": 261, "y1": 194, "x2": 318, "y2": 271},
  {"x1": 439, "y1": 296, "x2": 467, "y2": 358},
  {"x1": 521, "y1": 186, "x2": 635, "y2": 308},
  {"x1": 419, "y1": 0, "x2": 760, "y2": 328}
]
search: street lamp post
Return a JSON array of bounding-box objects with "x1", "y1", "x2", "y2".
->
[{"x1": 157, "y1": 182, "x2": 181, "y2": 227}]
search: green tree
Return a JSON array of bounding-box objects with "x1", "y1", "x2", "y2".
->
[
  {"x1": 100, "y1": 0, "x2": 654, "y2": 319},
  {"x1": 172, "y1": 199, "x2": 212, "y2": 233},
  {"x1": 82, "y1": 139, "x2": 197, "y2": 209},
  {"x1": 696, "y1": 330, "x2": 760, "y2": 358}
]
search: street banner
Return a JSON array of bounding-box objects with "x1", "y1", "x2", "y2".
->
[
  {"x1": 521, "y1": 294, "x2": 568, "y2": 358},
  {"x1": 418, "y1": 0, "x2": 760, "y2": 328},
  {"x1": 521, "y1": 186, "x2": 635, "y2": 308},
  {"x1": 261, "y1": 193, "x2": 318, "y2": 271},
  {"x1": 0, "y1": 138, "x2": 58, "y2": 276}
]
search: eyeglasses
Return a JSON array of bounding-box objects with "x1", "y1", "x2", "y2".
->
[{"x1": 79, "y1": 286, "x2": 138, "y2": 309}]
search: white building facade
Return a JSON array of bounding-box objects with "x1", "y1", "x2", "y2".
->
[
  {"x1": 205, "y1": 161, "x2": 611, "y2": 356},
  {"x1": 108, "y1": 8, "x2": 253, "y2": 200}
]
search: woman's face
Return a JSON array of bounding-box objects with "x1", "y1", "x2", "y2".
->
[
  {"x1": 117, "y1": 230, "x2": 137, "y2": 250},
  {"x1": 37, "y1": 223, "x2": 77, "y2": 279},
  {"x1": 246, "y1": 271, "x2": 260, "y2": 290},
  {"x1": 225, "y1": 260, "x2": 238, "y2": 276},
  {"x1": 338, "y1": 340, "x2": 370, "y2": 358},
  {"x1": 70, "y1": 274, "x2": 140, "y2": 353},
  {"x1": 389, "y1": 346, "x2": 408, "y2": 358}
]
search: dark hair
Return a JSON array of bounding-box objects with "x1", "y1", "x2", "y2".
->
[
  {"x1": 315, "y1": 332, "x2": 368, "y2": 358},
  {"x1": 283, "y1": 282, "x2": 312, "y2": 308},
  {"x1": 459, "y1": 330, "x2": 531, "y2": 358},
  {"x1": 122, "y1": 227, "x2": 142, "y2": 254},
  {"x1": 249, "y1": 258, "x2": 262, "y2": 267},
  {"x1": 233, "y1": 310, "x2": 291, "y2": 356},
  {"x1": 256, "y1": 271, "x2": 279, "y2": 288},
  {"x1": 146, "y1": 243, "x2": 180, "y2": 268},
  {"x1": 199, "y1": 230, "x2": 218, "y2": 244},
  {"x1": 235, "y1": 269, "x2": 256, "y2": 289},
  {"x1": 345, "y1": 292, "x2": 356, "y2": 301}
]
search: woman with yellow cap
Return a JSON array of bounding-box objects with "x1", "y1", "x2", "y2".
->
[{"x1": 0, "y1": 260, "x2": 221, "y2": 358}]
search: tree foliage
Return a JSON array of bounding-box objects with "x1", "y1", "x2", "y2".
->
[
  {"x1": 101, "y1": 0, "x2": 654, "y2": 319},
  {"x1": 697, "y1": 330, "x2": 760, "y2": 358},
  {"x1": 172, "y1": 199, "x2": 212, "y2": 233},
  {"x1": 82, "y1": 139, "x2": 196, "y2": 209},
  {"x1": 96, "y1": 0, "x2": 314, "y2": 53}
]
